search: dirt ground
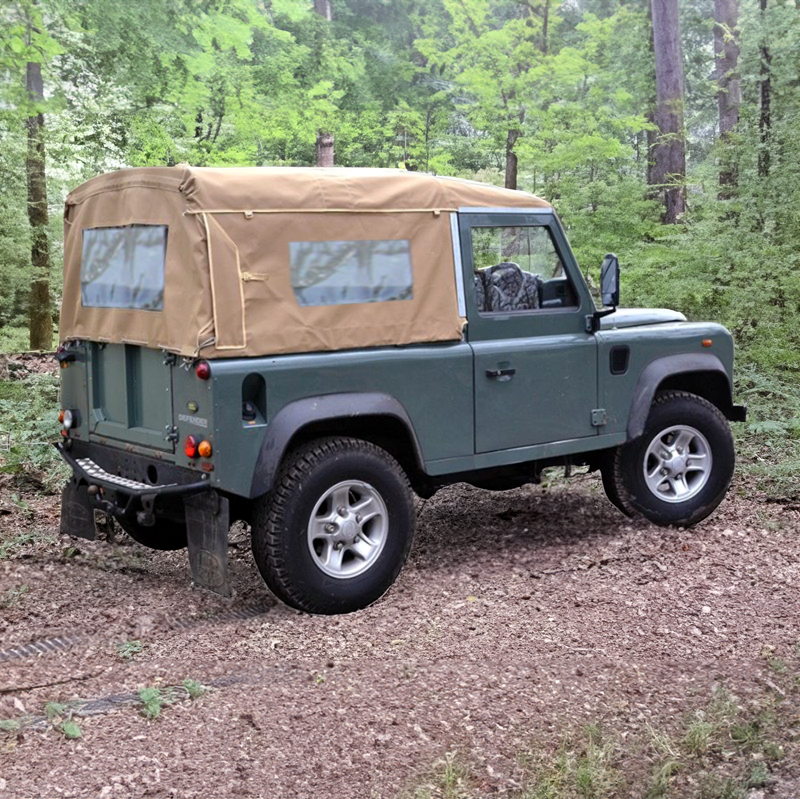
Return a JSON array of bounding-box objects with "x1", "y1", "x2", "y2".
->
[{"x1": 0, "y1": 356, "x2": 798, "y2": 797}]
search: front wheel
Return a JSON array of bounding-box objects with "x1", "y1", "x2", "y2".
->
[
  {"x1": 604, "y1": 391, "x2": 735, "y2": 527},
  {"x1": 251, "y1": 437, "x2": 415, "y2": 614}
]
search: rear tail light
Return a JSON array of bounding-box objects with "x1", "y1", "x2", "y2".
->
[
  {"x1": 195, "y1": 361, "x2": 211, "y2": 380},
  {"x1": 184, "y1": 436, "x2": 199, "y2": 458}
]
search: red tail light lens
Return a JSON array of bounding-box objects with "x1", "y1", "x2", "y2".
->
[
  {"x1": 184, "y1": 436, "x2": 199, "y2": 458},
  {"x1": 195, "y1": 361, "x2": 211, "y2": 380}
]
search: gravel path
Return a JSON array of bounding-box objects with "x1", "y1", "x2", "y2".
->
[{"x1": 1, "y1": 474, "x2": 799, "y2": 798}]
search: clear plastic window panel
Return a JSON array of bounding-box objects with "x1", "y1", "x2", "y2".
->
[
  {"x1": 289, "y1": 239, "x2": 414, "y2": 307},
  {"x1": 80, "y1": 225, "x2": 167, "y2": 311},
  {"x1": 471, "y1": 226, "x2": 564, "y2": 279}
]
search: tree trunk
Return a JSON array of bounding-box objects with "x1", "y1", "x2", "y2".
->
[
  {"x1": 650, "y1": 0, "x2": 686, "y2": 224},
  {"x1": 313, "y1": 0, "x2": 334, "y2": 166},
  {"x1": 26, "y1": 59, "x2": 52, "y2": 351},
  {"x1": 316, "y1": 131, "x2": 335, "y2": 167},
  {"x1": 505, "y1": 129, "x2": 520, "y2": 191},
  {"x1": 714, "y1": 0, "x2": 740, "y2": 197},
  {"x1": 757, "y1": 0, "x2": 771, "y2": 178},
  {"x1": 313, "y1": 0, "x2": 331, "y2": 21}
]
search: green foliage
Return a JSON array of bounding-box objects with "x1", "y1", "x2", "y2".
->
[
  {"x1": 59, "y1": 719, "x2": 82, "y2": 739},
  {"x1": 0, "y1": 371, "x2": 67, "y2": 491},
  {"x1": 138, "y1": 687, "x2": 167, "y2": 720},
  {"x1": 116, "y1": 640, "x2": 145, "y2": 660},
  {"x1": 0, "y1": 0, "x2": 798, "y2": 501},
  {"x1": 520, "y1": 724, "x2": 623, "y2": 799},
  {"x1": 44, "y1": 702, "x2": 68, "y2": 720},
  {"x1": 0, "y1": 583, "x2": 30, "y2": 607},
  {"x1": 181, "y1": 679, "x2": 206, "y2": 700},
  {"x1": 0, "y1": 531, "x2": 55, "y2": 560},
  {"x1": 408, "y1": 751, "x2": 472, "y2": 799}
]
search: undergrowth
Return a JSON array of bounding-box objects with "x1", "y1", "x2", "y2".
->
[
  {"x1": 405, "y1": 661, "x2": 798, "y2": 799},
  {"x1": 0, "y1": 325, "x2": 57, "y2": 354},
  {"x1": 0, "y1": 369, "x2": 67, "y2": 493}
]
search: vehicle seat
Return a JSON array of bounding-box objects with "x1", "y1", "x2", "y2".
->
[
  {"x1": 483, "y1": 262, "x2": 541, "y2": 312},
  {"x1": 474, "y1": 270, "x2": 488, "y2": 312}
]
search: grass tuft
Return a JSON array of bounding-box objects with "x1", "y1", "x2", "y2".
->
[
  {"x1": 138, "y1": 687, "x2": 167, "y2": 720},
  {"x1": 116, "y1": 640, "x2": 145, "y2": 660}
]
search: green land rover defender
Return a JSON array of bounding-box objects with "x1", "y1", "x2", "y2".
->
[{"x1": 56, "y1": 166, "x2": 746, "y2": 614}]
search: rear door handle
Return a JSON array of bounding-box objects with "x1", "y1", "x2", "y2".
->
[{"x1": 485, "y1": 368, "x2": 516, "y2": 381}]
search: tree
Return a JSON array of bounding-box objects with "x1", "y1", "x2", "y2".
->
[
  {"x1": 26, "y1": 53, "x2": 51, "y2": 350},
  {"x1": 757, "y1": 0, "x2": 770, "y2": 178},
  {"x1": 418, "y1": 0, "x2": 554, "y2": 190},
  {"x1": 0, "y1": 1, "x2": 60, "y2": 349},
  {"x1": 714, "y1": 0, "x2": 740, "y2": 196},
  {"x1": 313, "y1": 0, "x2": 335, "y2": 166},
  {"x1": 650, "y1": 0, "x2": 685, "y2": 223}
]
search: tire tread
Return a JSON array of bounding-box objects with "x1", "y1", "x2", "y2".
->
[{"x1": 252, "y1": 437, "x2": 414, "y2": 614}]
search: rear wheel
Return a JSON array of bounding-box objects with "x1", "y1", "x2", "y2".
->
[
  {"x1": 604, "y1": 391, "x2": 735, "y2": 527},
  {"x1": 251, "y1": 437, "x2": 415, "y2": 615},
  {"x1": 116, "y1": 518, "x2": 188, "y2": 551}
]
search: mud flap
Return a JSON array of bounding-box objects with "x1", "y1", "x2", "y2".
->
[
  {"x1": 183, "y1": 491, "x2": 231, "y2": 597},
  {"x1": 60, "y1": 479, "x2": 97, "y2": 540}
]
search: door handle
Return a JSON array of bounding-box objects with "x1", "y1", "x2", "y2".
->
[{"x1": 485, "y1": 368, "x2": 516, "y2": 381}]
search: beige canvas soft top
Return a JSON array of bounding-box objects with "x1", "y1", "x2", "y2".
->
[{"x1": 60, "y1": 166, "x2": 551, "y2": 358}]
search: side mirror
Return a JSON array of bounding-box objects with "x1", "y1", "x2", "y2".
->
[{"x1": 600, "y1": 253, "x2": 620, "y2": 308}]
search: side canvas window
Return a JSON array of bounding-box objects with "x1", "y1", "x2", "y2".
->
[
  {"x1": 81, "y1": 225, "x2": 167, "y2": 311},
  {"x1": 471, "y1": 226, "x2": 577, "y2": 314},
  {"x1": 289, "y1": 239, "x2": 414, "y2": 307}
]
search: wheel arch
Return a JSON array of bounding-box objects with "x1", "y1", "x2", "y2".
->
[
  {"x1": 249, "y1": 393, "x2": 425, "y2": 499},
  {"x1": 627, "y1": 353, "x2": 743, "y2": 440}
]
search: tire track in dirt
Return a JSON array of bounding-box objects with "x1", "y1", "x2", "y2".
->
[{"x1": 0, "y1": 603, "x2": 273, "y2": 667}]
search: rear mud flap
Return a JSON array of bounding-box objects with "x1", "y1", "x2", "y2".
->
[
  {"x1": 183, "y1": 491, "x2": 231, "y2": 597},
  {"x1": 60, "y1": 479, "x2": 97, "y2": 540}
]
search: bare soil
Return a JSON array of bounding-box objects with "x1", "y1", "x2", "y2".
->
[{"x1": 1, "y1": 357, "x2": 798, "y2": 797}]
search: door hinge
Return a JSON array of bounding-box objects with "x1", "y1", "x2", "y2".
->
[
  {"x1": 164, "y1": 425, "x2": 179, "y2": 443},
  {"x1": 162, "y1": 351, "x2": 177, "y2": 366},
  {"x1": 591, "y1": 409, "x2": 607, "y2": 427}
]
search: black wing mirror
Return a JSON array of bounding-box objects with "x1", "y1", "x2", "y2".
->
[
  {"x1": 587, "y1": 253, "x2": 620, "y2": 332},
  {"x1": 600, "y1": 253, "x2": 620, "y2": 308}
]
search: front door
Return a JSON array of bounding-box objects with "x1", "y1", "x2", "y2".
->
[{"x1": 461, "y1": 212, "x2": 599, "y2": 454}]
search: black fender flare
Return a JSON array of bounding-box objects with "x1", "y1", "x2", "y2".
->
[
  {"x1": 248, "y1": 392, "x2": 424, "y2": 498},
  {"x1": 627, "y1": 353, "x2": 736, "y2": 440}
]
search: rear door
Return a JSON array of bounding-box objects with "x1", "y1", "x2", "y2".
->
[
  {"x1": 87, "y1": 343, "x2": 174, "y2": 452},
  {"x1": 461, "y1": 211, "x2": 599, "y2": 453}
]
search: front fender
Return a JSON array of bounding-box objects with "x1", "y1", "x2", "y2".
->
[{"x1": 627, "y1": 353, "x2": 738, "y2": 440}]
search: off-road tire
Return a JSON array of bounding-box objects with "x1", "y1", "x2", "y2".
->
[
  {"x1": 251, "y1": 437, "x2": 415, "y2": 615},
  {"x1": 116, "y1": 518, "x2": 188, "y2": 551},
  {"x1": 605, "y1": 391, "x2": 735, "y2": 527},
  {"x1": 600, "y1": 456, "x2": 633, "y2": 517}
]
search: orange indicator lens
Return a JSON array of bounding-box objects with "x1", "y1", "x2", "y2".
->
[
  {"x1": 198, "y1": 440, "x2": 212, "y2": 458},
  {"x1": 702, "y1": 339, "x2": 713, "y2": 348}
]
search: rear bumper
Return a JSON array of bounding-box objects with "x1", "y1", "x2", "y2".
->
[
  {"x1": 57, "y1": 441, "x2": 210, "y2": 500},
  {"x1": 56, "y1": 440, "x2": 210, "y2": 530}
]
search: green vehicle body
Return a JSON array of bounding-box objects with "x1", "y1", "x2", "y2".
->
[{"x1": 57, "y1": 200, "x2": 745, "y2": 612}]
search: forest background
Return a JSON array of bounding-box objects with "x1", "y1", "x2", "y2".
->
[{"x1": 0, "y1": 0, "x2": 798, "y2": 495}]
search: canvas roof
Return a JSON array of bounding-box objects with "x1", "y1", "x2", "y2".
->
[{"x1": 60, "y1": 166, "x2": 551, "y2": 358}]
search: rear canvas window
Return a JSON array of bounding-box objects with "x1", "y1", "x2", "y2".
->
[
  {"x1": 81, "y1": 225, "x2": 167, "y2": 311},
  {"x1": 289, "y1": 239, "x2": 413, "y2": 307}
]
